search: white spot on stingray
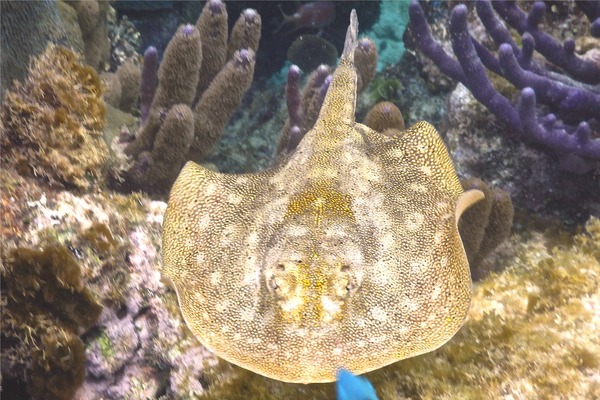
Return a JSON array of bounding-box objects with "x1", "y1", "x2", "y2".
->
[
  {"x1": 400, "y1": 297, "x2": 418, "y2": 312},
  {"x1": 239, "y1": 307, "x2": 255, "y2": 322},
  {"x1": 194, "y1": 292, "x2": 206, "y2": 304},
  {"x1": 410, "y1": 183, "x2": 428, "y2": 193},
  {"x1": 368, "y1": 335, "x2": 387, "y2": 344},
  {"x1": 406, "y1": 212, "x2": 424, "y2": 231},
  {"x1": 233, "y1": 333, "x2": 242, "y2": 341},
  {"x1": 436, "y1": 201, "x2": 449, "y2": 211},
  {"x1": 369, "y1": 306, "x2": 388, "y2": 322},
  {"x1": 246, "y1": 337, "x2": 262, "y2": 345},
  {"x1": 431, "y1": 285, "x2": 442, "y2": 300},
  {"x1": 433, "y1": 231, "x2": 444, "y2": 245},
  {"x1": 197, "y1": 213, "x2": 211, "y2": 231},
  {"x1": 390, "y1": 147, "x2": 404, "y2": 159},
  {"x1": 210, "y1": 271, "x2": 222, "y2": 286},
  {"x1": 410, "y1": 259, "x2": 429, "y2": 274},
  {"x1": 220, "y1": 225, "x2": 237, "y2": 245},
  {"x1": 318, "y1": 167, "x2": 338, "y2": 180},
  {"x1": 396, "y1": 324, "x2": 409, "y2": 335},
  {"x1": 333, "y1": 347, "x2": 343, "y2": 356},
  {"x1": 370, "y1": 260, "x2": 392, "y2": 286},
  {"x1": 246, "y1": 230, "x2": 260, "y2": 247},
  {"x1": 215, "y1": 301, "x2": 229, "y2": 313},
  {"x1": 226, "y1": 192, "x2": 243, "y2": 205},
  {"x1": 241, "y1": 268, "x2": 259, "y2": 286},
  {"x1": 324, "y1": 225, "x2": 347, "y2": 239},
  {"x1": 321, "y1": 297, "x2": 342, "y2": 321},
  {"x1": 439, "y1": 256, "x2": 449, "y2": 269},
  {"x1": 281, "y1": 297, "x2": 303, "y2": 313},
  {"x1": 420, "y1": 165, "x2": 433, "y2": 176},
  {"x1": 345, "y1": 246, "x2": 364, "y2": 265},
  {"x1": 235, "y1": 176, "x2": 250, "y2": 185},
  {"x1": 380, "y1": 232, "x2": 395, "y2": 252},
  {"x1": 204, "y1": 182, "x2": 218, "y2": 196}
]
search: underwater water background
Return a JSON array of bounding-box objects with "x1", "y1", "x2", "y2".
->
[{"x1": 1, "y1": 1, "x2": 599, "y2": 399}]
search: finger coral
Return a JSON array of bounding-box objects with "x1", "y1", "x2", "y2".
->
[
  {"x1": 111, "y1": 0, "x2": 260, "y2": 195},
  {"x1": 65, "y1": 0, "x2": 110, "y2": 71},
  {"x1": 0, "y1": 44, "x2": 108, "y2": 189}
]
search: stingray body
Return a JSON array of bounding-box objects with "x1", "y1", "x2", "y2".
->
[{"x1": 162, "y1": 10, "x2": 483, "y2": 384}]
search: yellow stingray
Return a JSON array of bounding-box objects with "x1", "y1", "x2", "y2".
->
[{"x1": 162, "y1": 10, "x2": 483, "y2": 384}]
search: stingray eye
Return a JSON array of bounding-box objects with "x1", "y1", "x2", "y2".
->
[
  {"x1": 337, "y1": 264, "x2": 357, "y2": 295},
  {"x1": 268, "y1": 263, "x2": 287, "y2": 291},
  {"x1": 269, "y1": 264, "x2": 285, "y2": 290},
  {"x1": 270, "y1": 276, "x2": 279, "y2": 290}
]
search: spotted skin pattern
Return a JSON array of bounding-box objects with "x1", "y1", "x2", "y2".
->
[{"x1": 162, "y1": 10, "x2": 483, "y2": 383}]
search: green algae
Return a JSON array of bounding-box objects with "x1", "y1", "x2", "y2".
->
[{"x1": 96, "y1": 329, "x2": 116, "y2": 359}]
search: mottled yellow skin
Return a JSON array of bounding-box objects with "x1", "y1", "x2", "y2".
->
[{"x1": 162, "y1": 11, "x2": 482, "y2": 384}]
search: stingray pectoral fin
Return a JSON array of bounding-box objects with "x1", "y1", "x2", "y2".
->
[{"x1": 455, "y1": 189, "x2": 485, "y2": 224}]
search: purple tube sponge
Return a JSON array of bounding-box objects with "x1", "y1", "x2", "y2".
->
[
  {"x1": 409, "y1": 0, "x2": 600, "y2": 168},
  {"x1": 285, "y1": 65, "x2": 303, "y2": 129},
  {"x1": 492, "y1": 1, "x2": 600, "y2": 84},
  {"x1": 450, "y1": 5, "x2": 521, "y2": 132}
]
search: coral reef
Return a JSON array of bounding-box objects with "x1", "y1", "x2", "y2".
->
[
  {"x1": 363, "y1": 0, "x2": 411, "y2": 71},
  {"x1": 0, "y1": 168, "x2": 211, "y2": 399},
  {"x1": 107, "y1": 8, "x2": 141, "y2": 70},
  {"x1": 1, "y1": 244, "x2": 102, "y2": 400},
  {"x1": 109, "y1": 0, "x2": 261, "y2": 195},
  {"x1": 1, "y1": 1, "x2": 66, "y2": 99},
  {"x1": 101, "y1": 59, "x2": 142, "y2": 115},
  {"x1": 274, "y1": 1, "x2": 336, "y2": 36},
  {"x1": 363, "y1": 101, "x2": 405, "y2": 135},
  {"x1": 277, "y1": 35, "x2": 378, "y2": 156},
  {"x1": 0, "y1": 44, "x2": 108, "y2": 190},
  {"x1": 287, "y1": 34, "x2": 338, "y2": 73},
  {"x1": 368, "y1": 77, "x2": 402, "y2": 103},
  {"x1": 458, "y1": 178, "x2": 514, "y2": 280},
  {"x1": 276, "y1": 64, "x2": 332, "y2": 155},
  {"x1": 1, "y1": 2, "x2": 597, "y2": 399},
  {"x1": 139, "y1": 46, "x2": 159, "y2": 124},
  {"x1": 65, "y1": 0, "x2": 111, "y2": 71},
  {"x1": 409, "y1": 0, "x2": 600, "y2": 171}
]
